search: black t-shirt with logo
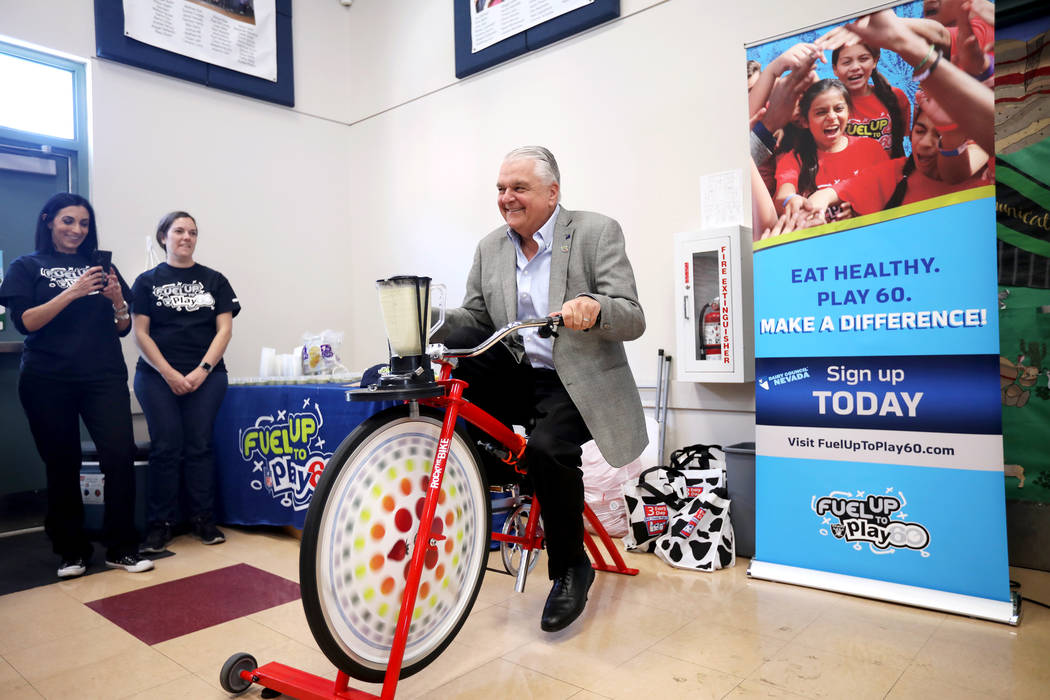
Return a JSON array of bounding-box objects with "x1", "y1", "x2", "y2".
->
[
  {"x1": 131, "y1": 263, "x2": 240, "y2": 375},
  {"x1": 0, "y1": 251, "x2": 133, "y2": 381}
]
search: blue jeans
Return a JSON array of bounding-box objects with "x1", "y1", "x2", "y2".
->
[{"x1": 134, "y1": 367, "x2": 228, "y2": 526}]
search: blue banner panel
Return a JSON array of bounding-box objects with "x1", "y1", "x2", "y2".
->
[
  {"x1": 755, "y1": 454, "x2": 1010, "y2": 601},
  {"x1": 213, "y1": 384, "x2": 394, "y2": 528},
  {"x1": 747, "y1": 2, "x2": 1007, "y2": 618},
  {"x1": 754, "y1": 198, "x2": 999, "y2": 359},
  {"x1": 756, "y1": 355, "x2": 1002, "y2": 434}
]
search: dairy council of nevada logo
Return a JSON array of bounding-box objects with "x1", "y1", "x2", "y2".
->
[
  {"x1": 239, "y1": 397, "x2": 333, "y2": 511},
  {"x1": 757, "y1": 366, "x2": 810, "y2": 391},
  {"x1": 812, "y1": 488, "x2": 931, "y2": 557}
]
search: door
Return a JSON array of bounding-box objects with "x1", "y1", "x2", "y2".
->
[{"x1": 0, "y1": 144, "x2": 71, "y2": 498}]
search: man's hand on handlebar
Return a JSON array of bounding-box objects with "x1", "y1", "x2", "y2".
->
[
  {"x1": 538, "y1": 315, "x2": 561, "y2": 339},
  {"x1": 556, "y1": 296, "x2": 600, "y2": 331}
]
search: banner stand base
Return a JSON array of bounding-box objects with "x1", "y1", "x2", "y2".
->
[{"x1": 747, "y1": 559, "x2": 1020, "y2": 626}]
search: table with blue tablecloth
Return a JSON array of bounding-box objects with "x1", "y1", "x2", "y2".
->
[{"x1": 213, "y1": 383, "x2": 395, "y2": 529}]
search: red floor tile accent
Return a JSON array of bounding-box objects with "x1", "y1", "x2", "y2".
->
[{"x1": 86, "y1": 563, "x2": 301, "y2": 645}]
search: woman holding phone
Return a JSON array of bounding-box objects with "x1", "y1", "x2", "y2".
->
[
  {"x1": 133, "y1": 211, "x2": 239, "y2": 553},
  {"x1": 0, "y1": 193, "x2": 153, "y2": 578}
]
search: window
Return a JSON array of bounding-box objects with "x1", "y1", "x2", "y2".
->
[
  {"x1": 0, "y1": 41, "x2": 89, "y2": 341},
  {"x1": 0, "y1": 40, "x2": 88, "y2": 194},
  {"x1": 0, "y1": 52, "x2": 75, "y2": 139}
]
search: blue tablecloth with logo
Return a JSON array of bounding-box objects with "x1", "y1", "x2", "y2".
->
[{"x1": 213, "y1": 383, "x2": 395, "y2": 529}]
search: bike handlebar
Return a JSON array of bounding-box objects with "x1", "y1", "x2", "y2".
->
[{"x1": 431, "y1": 315, "x2": 562, "y2": 360}]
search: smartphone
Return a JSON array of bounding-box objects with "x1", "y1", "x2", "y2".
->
[
  {"x1": 90, "y1": 250, "x2": 113, "y2": 293},
  {"x1": 91, "y1": 249, "x2": 112, "y2": 272}
]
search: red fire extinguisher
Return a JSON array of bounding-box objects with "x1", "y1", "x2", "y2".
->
[{"x1": 701, "y1": 297, "x2": 721, "y2": 359}]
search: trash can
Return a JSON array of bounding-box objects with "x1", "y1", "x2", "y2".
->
[{"x1": 724, "y1": 442, "x2": 755, "y2": 559}]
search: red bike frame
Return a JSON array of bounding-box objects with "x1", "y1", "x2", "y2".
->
[{"x1": 239, "y1": 361, "x2": 637, "y2": 699}]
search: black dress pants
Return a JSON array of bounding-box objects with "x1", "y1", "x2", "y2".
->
[
  {"x1": 445, "y1": 327, "x2": 591, "y2": 579},
  {"x1": 18, "y1": 372, "x2": 139, "y2": 559}
]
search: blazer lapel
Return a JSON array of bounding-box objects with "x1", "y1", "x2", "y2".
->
[
  {"x1": 499, "y1": 233, "x2": 517, "y2": 326},
  {"x1": 548, "y1": 207, "x2": 573, "y2": 311}
]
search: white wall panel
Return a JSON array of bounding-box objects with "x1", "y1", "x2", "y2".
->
[{"x1": 0, "y1": 0, "x2": 885, "y2": 446}]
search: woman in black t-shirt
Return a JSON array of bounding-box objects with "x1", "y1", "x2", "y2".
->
[
  {"x1": 0, "y1": 193, "x2": 154, "y2": 578},
  {"x1": 132, "y1": 211, "x2": 240, "y2": 553}
]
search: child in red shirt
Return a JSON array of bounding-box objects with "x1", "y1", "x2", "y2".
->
[
  {"x1": 774, "y1": 79, "x2": 889, "y2": 218},
  {"x1": 924, "y1": 0, "x2": 994, "y2": 80},
  {"x1": 832, "y1": 43, "x2": 911, "y2": 157},
  {"x1": 805, "y1": 105, "x2": 988, "y2": 217}
]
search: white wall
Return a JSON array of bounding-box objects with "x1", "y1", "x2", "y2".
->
[
  {"x1": 0, "y1": 0, "x2": 882, "y2": 453},
  {"x1": 0, "y1": 0, "x2": 357, "y2": 398},
  {"x1": 337, "y1": 0, "x2": 880, "y2": 451}
]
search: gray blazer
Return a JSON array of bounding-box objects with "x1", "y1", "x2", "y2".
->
[{"x1": 439, "y1": 207, "x2": 648, "y2": 467}]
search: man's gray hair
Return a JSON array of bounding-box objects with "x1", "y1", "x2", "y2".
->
[{"x1": 504, "y1": 145, "x2": 560, "y2": 186}]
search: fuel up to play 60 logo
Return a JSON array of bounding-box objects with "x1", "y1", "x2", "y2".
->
[
  {"x1": 813, "y1": 488, "x2": 931, "y2": 556},
  {"x1": 238, "y1": 398, "x2": 333, "y2": 511}
]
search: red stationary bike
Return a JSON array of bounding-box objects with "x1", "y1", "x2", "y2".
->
[{"x1": 220, "y1": 276, "x2": 636, "y2": 699}]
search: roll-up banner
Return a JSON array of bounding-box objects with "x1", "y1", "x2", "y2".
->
[{"x1": 746, "y1": 1, "x2": 1016, "y2": 623}]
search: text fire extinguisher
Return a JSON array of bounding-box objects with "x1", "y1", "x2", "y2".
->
[{"x1": 700, "y1": 297, "x2": 721, "y2": 359}]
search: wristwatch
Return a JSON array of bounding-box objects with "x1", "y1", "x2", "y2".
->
[{"x1": 200, "y1": 361, "x2": 213, "y2": 373}]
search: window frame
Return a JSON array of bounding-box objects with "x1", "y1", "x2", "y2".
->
[{"x1": 0, "y1": 39, "x2": 89, "y2": 197}]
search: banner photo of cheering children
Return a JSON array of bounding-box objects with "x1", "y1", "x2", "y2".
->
[
  {"x1": 746, "y1": 2, "x2": 1013, "y2": 622},
  {"x1": 747, "y1": 1, "x2": 994, "y2": 244}
]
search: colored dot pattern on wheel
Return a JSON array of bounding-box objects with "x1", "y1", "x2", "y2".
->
[{"x1": 323, "y1": 427, "x2": 483, "y2": 658}]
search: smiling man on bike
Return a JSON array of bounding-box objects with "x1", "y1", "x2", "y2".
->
[{"x1": 435, "y1": 145, "x2": 647, "y2": 632}]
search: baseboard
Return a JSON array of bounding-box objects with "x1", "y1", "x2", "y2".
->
[{"x1": 0, "y1": 490, "x2": 47, "y2": 534}]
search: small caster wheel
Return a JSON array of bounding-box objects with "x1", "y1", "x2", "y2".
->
[
  {"x1": 260, "y1": 689, "x2": 282, "y2": 698},
  {"x1": 219, "y1": 652, "x2": 257, "y2": 694}
]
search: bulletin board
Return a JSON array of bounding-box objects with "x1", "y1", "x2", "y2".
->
[
  {"x1": 93, "y1": 0, "x2": 294, "y2": 107},
  {"x1": 454, "y1": 0, "x2": 619, "y2": 79}
]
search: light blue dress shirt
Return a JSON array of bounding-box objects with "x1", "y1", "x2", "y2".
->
[{"x1": 508, "y1": 205, "x2": 560, "y2": 370}]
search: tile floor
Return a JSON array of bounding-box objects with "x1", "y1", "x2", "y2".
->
[{"x1": 1, "y1": 527, "x2": 1048, "y2": 699}]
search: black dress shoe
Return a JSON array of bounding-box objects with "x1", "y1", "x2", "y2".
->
[{"x1": 540, "y1": 557, "x2": 595, "y2": 632}]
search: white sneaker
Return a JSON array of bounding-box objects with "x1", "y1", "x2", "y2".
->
[
  {"x1": 57, "y1": 558, "x2": 87, "y2": 578},
  {"x1": 105, "y1": 554, "x2": 154, "y2": 573}
]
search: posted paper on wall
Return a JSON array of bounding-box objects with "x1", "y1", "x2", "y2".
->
[
  {"x1": 123, "y1": 0, "x2": 277, "y2": 82},
  {"x1": 470, "y1": 0, "x2": 594, "y2": 54},
  {"x1": 701, "y1": 169, "x2": 743, "y2": 229}
]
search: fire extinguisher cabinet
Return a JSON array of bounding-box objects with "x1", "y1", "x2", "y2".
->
[{"x1": 673, "y1": 226, "x2": 754, "y2": 383}]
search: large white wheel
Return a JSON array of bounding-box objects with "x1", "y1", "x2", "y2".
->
[{"x1": 299, "y1": 405, "x2": 489, "y2": 682}]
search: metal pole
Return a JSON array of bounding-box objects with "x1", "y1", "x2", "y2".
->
[
  {"x1": 655, "y1": 349, "x2": 667, "y2": 465},
  {"x1": 654, "y1": 348, "x2": 665, "y2": 431},
  {"x1": 659, "y1": 354, "x2": 672, "y2": 466}
]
